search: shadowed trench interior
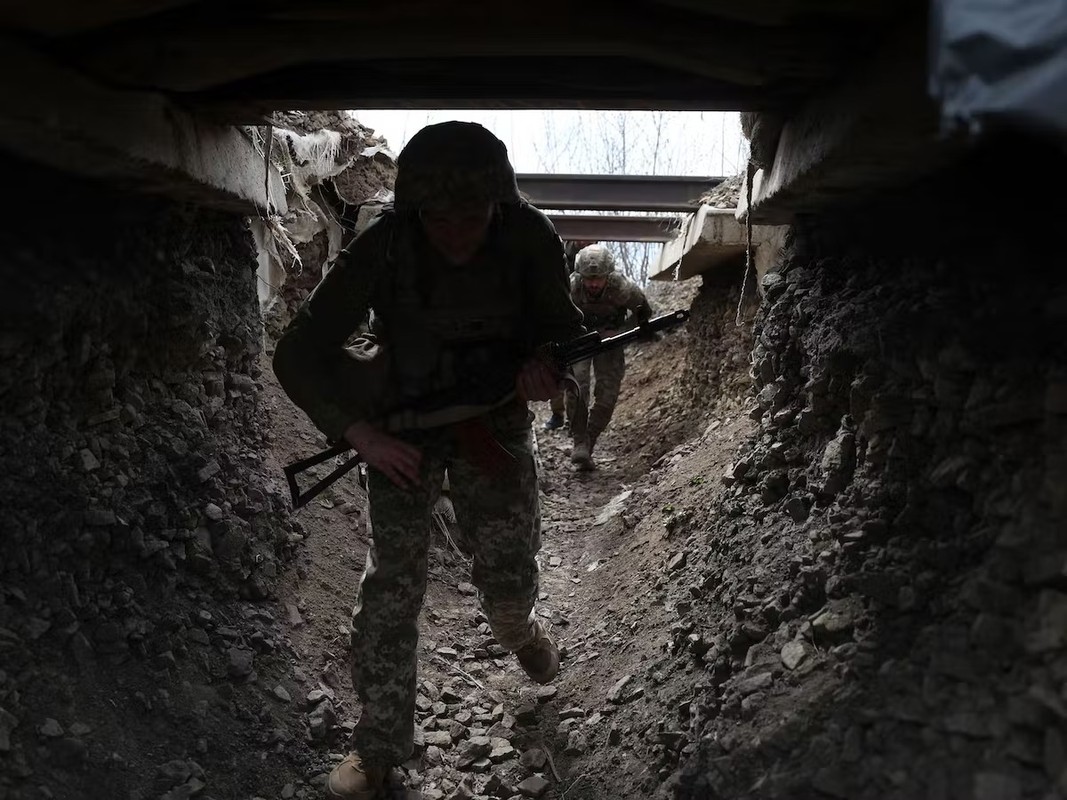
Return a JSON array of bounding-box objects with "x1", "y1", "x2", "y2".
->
[{"x1": 1, "y1": 4, "x2": 1065, "y2": 799}]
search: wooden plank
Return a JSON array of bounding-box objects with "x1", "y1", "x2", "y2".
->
[
  {"x1": 5, "y1": 0, "x2": 200, "y2": 35},
  {"x1": 189, "y1": 59, "x2": 796, "y2": 123},
  {"x1": 649, "y1": 0, "x2": 906, "y2": 25},
  {"x1": 71, "y1": 13, "x2": 848, "y2": 93}
]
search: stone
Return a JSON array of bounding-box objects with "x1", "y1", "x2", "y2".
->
[
  {"x1": 785, "y1": 496, "x2": 809, "y2": 522},
  {"x1": 425, "y1": 730, "x2": 453, "y2": 748},
  {"x1": 608, "y1": 674, "x2": 639, "y2": 704},
  {"x1": 812, "y1": 607, "x2": 855, "y2": 642},
  {"x1": 227, "y1": 647, "x2": 253, "y2": 678},
  {"x1": 819, "y1": 425, "x2": 856, "y2": 495},
  {"x1": 780, "y1": 640, "x2": 810, "y2": 671},
  {"x1": 456, "y1": 736, "x2": 492, "y2": 769},
  {"x1": 973, "y1": 772, "x2": 1022, "y2": 800},
  {"x1": 517, "y1": 747, "x2": 548, "y2": 775},
  {"x1": 514, "y1": 705, "x2": 538, "y2": 725},
  {"x1": 737, "y1": 672, "x2": 773, "y2": 696},
  {"x1": 489, "y1": 738, "x2": 515, "y2": 763},
  {"x1": 535, "y1": 686, "x2": 557, "y2": 702},
  {"x1": 197, "y1": 461, "x2": 221, "y2": 482},
  {"x1": 79, "y1": 449, "x2": 100, "y2": 472},
  {"x1": 564, "y1": 730, "x2": 587, "y2": 755},
  {"x1": 517, "y1": 775, "x2": 551, "y2": 798}
]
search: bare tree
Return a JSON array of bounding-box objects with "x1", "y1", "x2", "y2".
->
[{"x1": 482, "y1": 109, "x2": 748, "y2": 285}]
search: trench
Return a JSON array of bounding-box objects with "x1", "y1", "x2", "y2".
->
[{"x1": 0, "y1": 129, "x2": 1065, "y2": 800}]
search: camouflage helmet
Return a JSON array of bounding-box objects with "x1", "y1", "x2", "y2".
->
[
  {"x1": 575, "y1": 244, "x2": 615, "y2": 277},
  {"x1": 394, "y1": 121, "x2": 521, "y2": 212}
]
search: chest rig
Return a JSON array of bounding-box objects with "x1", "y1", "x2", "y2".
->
[
  {"x1": 574, "y1": 275, "x2": 628, "y2": 330},
  {"x1": 371, "y1": 207, "x2": 526, "y2": 415}
]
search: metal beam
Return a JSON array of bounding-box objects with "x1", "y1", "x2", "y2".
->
[
  {"x1": 546, "y1": 214, "x2": 682, "y2": 243},
  {"x1": 518, "y1": 174, "x2": 723, "y2": 212}
]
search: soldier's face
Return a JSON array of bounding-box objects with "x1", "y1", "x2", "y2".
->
[
  {"x1": 582, "y1": 276, "x2": 608, "y2": 294},
  {"x1": 420, "y1": 202, "x2": 494, "y2": 264}
]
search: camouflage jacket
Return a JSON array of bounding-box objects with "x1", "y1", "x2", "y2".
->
[
  {"x1": 570, "y1": 272, "x2": 652, "y2": 332},
  {"x1": 273, "y1": 203, "x2": 585, "y2": 440}
]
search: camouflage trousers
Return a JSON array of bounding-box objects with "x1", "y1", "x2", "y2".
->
[
  {"x1": 549, "y1": 391, "x2": 566, "y2": 417},
  {"x1": 566, "y1": 348, "x2": 626, "y2": 444},
  {"x1": 350, "y1": 400, "x2": 542, "y2": 765}
]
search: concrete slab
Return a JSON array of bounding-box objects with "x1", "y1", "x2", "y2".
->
[
  {"x1": 737, "y1": 20, "x2": 967, "y2": 225},
  {"x1": 0, "y1": 37, "x2": 286, "y2": 216},
  {"x1": 649, "y1": 204, "x2": 786, "y2": 284}
]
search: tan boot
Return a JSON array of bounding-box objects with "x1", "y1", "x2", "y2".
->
[
  {"x1": 326, "y1": 751, "x2": 388, "y2": 799},
  {"x1": 515, "y1": 624, "x2": 560, "y2": 684}
]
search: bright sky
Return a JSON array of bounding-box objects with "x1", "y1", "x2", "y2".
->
[{"x1": 349, "y1": 109, "x2": 747, "y2": 177}]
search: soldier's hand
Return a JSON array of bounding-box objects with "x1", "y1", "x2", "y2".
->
[
  {"x1": 517, "y1": 357, "x2": 560, "y2": 402},
  {"x1": 343, "y1": 421, "x2": 422, "y2": 490}
]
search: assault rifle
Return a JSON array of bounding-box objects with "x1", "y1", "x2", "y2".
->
[{"x1": 283, "y1": 309, "x2": 689, "y2": 509}]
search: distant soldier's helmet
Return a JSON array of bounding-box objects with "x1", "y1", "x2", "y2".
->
[
  {"x1": 575, "y1": 244, "x2": 616, "y2": 277},
  {"x1": 393, "y1": 121, "x2": 521, "y2": 211}
]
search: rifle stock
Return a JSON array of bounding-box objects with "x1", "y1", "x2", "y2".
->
[{"x1": 283, "y1": 309, "x2": 690, "y2": 509}]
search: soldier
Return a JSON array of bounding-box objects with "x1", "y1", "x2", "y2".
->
[
  {"x1": 566, "y1": 244, "x2": 652, "y2": 470},
  {"x1": 544, "y1": 238, "x2": 596, "y2": 431},
  {"x1": 272, "y1": 121, "x2": 585, "y2": 800}
]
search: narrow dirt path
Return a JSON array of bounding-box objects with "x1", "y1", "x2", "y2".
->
[{"x1": 262, "y1": 324, "x2": 750, "y2": 799}]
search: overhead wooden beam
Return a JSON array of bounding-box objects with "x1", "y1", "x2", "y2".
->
[
  {"x1": 0, "y1": 36, "x2": 286, "y2": 216},
  {"x1": 67, "y1": 14, "x2": 848, "y2": 93},
  {"x1": 192, "y1": 64, "x2": 789, "y2": 124},
  {"x1": 648, "y1": 0, "x2": 907, "y2": 25},
  {"x1": 4, "y1": 0, "x2": 201, "y2": 35}
]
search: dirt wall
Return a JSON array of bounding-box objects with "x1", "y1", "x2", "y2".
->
[
  {"x1": 666, "y1": 137, "x2": 1067, "y2": 799},
  {"x1": 0, "y1": 160, "x2": 296, "y2": 798}
]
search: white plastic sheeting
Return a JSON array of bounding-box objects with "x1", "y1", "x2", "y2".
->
[{"x1": 244, "y1": 121, "x2": 394, "y2": 310}]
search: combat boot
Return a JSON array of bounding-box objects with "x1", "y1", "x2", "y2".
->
[
  {"x1": 326, "y1": 751, "x2": 388, "y2": 799},
  {"x1": 543, "y1": 413, "x2": 565, "y2": 431},
  {"x1": 515, "y1": 624, "x2": 559, "y2": 684},
  {"x1": 570, "y1": 438, "x2": 594, "y2": 471}
]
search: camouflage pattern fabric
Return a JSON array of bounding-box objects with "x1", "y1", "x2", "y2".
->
[
  {"x1": 570, "y1": 271, "x2": 652, "y2": 332},
  {"x1": 549, "y1": 391, "x2": 566, "y2": 416},
  {"x1": 350, "y1": 401, "x2": 541, "y2": 765},
  {"x1": 566, "y1": 347, "x2": 626, "y2": 444},
  {"x1": 574, "y1": 243, "x2": 615, "y2": 277},
  {"x1": 272, "y1": 203, "x2": 583, "y2": 442},
  {"x1": 565, "y1": 271, "x2": 649, "y2": 442}
]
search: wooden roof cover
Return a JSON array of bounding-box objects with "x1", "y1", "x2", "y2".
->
[{"x1": 4, "y1": 0, "x2": 920, "y2": 122}]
